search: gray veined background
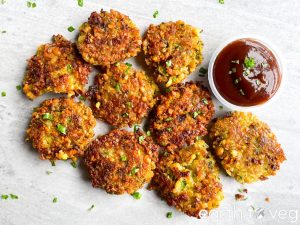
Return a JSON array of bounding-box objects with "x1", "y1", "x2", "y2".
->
[{"x1": 0, "y1": 0, "x2": 300, "y2": 225}]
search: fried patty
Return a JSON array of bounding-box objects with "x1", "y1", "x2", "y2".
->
[
  {"x1": 26, "y1": 98, "x2": 96, "y2": 161},
  {"x1": 150, "y1": 82, "x2": 214, "y2": 151},
  {"x1": 77, "y1": 9, "x2": 142, "y2": 66},
  {"x1": 83, "y1": 129, "x2": 159, "y2": 194},
  {"x1": 209, "y1": 111, "x2": 286, "y2": 183},
  {"x1": 88, "y1": 62, "x2": 159, "y2": 128},
  {"x1": 149, "y1": 140, "x2": 224, "y2": 218},
  {"x1": 142, "y1": 21, "x2": 203, "y2": 87},
  {"x1": 23, "y1": 35, "x2": 91, "y2": 100}
]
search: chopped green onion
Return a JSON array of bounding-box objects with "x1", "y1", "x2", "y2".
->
[
  {"x1": 120, "y1": 155, "x2": 127, "y2": 162},
  {"x1": 193, "y1": 111, "x2": 200, "y2": 118},
  {"x1": 219, "y1": 0, "x2": 224, "y2": 4},
  {"x1": 67, "y1": 26, "x2": 75, "y2": 32},
  {"x1": 16, "y1": 85, "x2": 22, "y2": 91},
  {"x1": 1, "y1": 91, "x2": 6, "y2": 97},
  {"x1": 244, "y1": 57, "x2": 255, "y2": 69},
  {"x1": 115, "y1": 83, "x2": 121, "y2": 92},
  {"x1": 32, "y1": 2, "x2": 36, "y2": 8},
  {"x1": 138, "y1": 135, "x2": 144, "y2": 144},
  {"x1": 1, "y1": 30, "x2": 6, "y2": 34},
  {"x1": 50, "y1": 160, "x2": 56, "y2": 166},
  {"x1": 66, "y1": 64, "x2": 72, "y2": 72},
  {"x1": 146, "y1": 130, "x2": 151, "y2": 136},
  {"x1": 125, "y1": 62, "x2": 132, "y2": 67},
  {"x1": 166, "y1": 60, "x2": 172, "y2": 67},
  {"x1": 42, "y1": 113, "x2": 53, "y2": 121},
  {"x1": 1, "y1": 195, "x2": 8, "y2": 200},
  {"x1": 46, "y1": 171, "x2": 53, "y2": 175},
  {"x1": 79, "y1": 96, "x2": 85, "y2": 101},
  {"x1": 126, "y1": 101, "x2": 132, "y2": 107},
  {"x1": 78, "y1": 0, "x2": 83, "y2": 7},
  {"x1": 195, "y1": 136, "x2": 202, "y2": 141},
  {"x1": 121, "y1": 112, "x2": 129, "y2": 118},
  {"x1": 131, "y1": 192, "x2": 142, "y2": 199},
  {"x1": 181, "y1": 180, "x2": 187, "y2": 189},
  {"x1": 199, "y1": 67, "x2": 208, "y2": 75},
  {"x1": 88, "y1": 204, "x2": 95, "y2": 211},
  {"x1": 219, "y1": 105, "x2": 224, "y2": 110},
  {"x1": 70, "y1": 161, "x2": 77, "y2": 168},
  {"x1": 130, "y1": 167, "x2": 139, "y2": 175},
  {"x1": 164, "y1": 117, "x2": 173, "y2": 122},
  {"x1": 52, "y1": 197, "x2": 58, "y2": 203},
  {"x1": 57, "y1": 124, "x2": 67, "y2": 135},
  {"x1": 166, "y1": 212, "x2": 173, "y2": 218},
  {"x1": 133, "y1": 125, "x2": 139, "y2": 133},
  {"x1": 10, "y1": 194, "x2": 18, "y2": 199},
  {"x1": 202, "y1": 98, "x2": 208, "y2": 105},
  {"x1": 166, "y1": 127, "x2": 172, "y2": 132},
  {"x1": 153, "y1": 10, "x2": 159, "y2": 18}
]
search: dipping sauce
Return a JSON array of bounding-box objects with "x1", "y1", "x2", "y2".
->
[{"x1": 213, "y1": 38, "x2": 282, "y2": 106}]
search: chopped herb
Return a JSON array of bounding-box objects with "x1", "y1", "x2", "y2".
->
[
  {"x1": 79, "y1": 95, "x2": 85, "y2": 101},
  {"x1": 120, "y1": 155, "x2": 127, "y2": 162},
  {"x1": 231, "y1": 60, "x2": 239, "y2": 64},
  {"x1": 256, "y1": 79, "x2": 261, "y2": 86},
  {"x1": 219, "y1": 0, "x2": 224, "y2": 4},
  {"x1": 114, "y1": 62, "x2": 120, "y2": 66},
  {"x1": 153, "y1": 10, "x2": 159, "y2": 18},
  {"x1": 52, "y1": 197, "x2": 58, "y2": 203},
  {"x1": 57, "y1": 124, "x2": 67, "y2": 135},
  {"x1": 126, "y1": 101, "x2": 132, "y2": 107},
  {"x1": 202, "y1": 98, "x2": 208, "y2": 105},
  {"x1": 181, "y1": 180, "x2": 187, "y2": 189},
  {"x1": 166, "y1": 60, "x2": 172, "y2": 67},
  {"x1": 78, "y1": 0, "x2": 83, "y2": 7},
  {"x1": 146, "y1": 131, "x2": 151, "y2": 136},
  {"x1": 1, "y1": 195, "x2": 9, "y2": 200},
  {"x1": 231, "y1": 67, "x2": 237, "y2": 73},
  {"x1": 131, "y1": 192, "x2": 142, "y2": 200},
  {"x1": 70, "y1": 161, "x2": 77, "y2": 168},
  {"x1": 67, "y1": 26, "x2": 75, "y2": 32},
  {"x1": 195, "y1": 136, "x2": 202, "y2": 141},
  {"x1": 32, "y1": 2, "x2": 36, "y2": 8},
  {"x1": 166, "y1": 127, "x2": 172, "y2": 132},
  {"x1": 16, "y1": 85, "x2": 22, "y2": 91},
  {"x1": 88, "y1": 204, "x2": 95, "y2": 211},
  {"x1": 121, "y1": 112, "x2": 129, "y2": 118},
  {"x1": 130, "y1": 167, "x2": 139, "y2": 175},
  {"x1": 115, "y1": 83, "x2": 121, "y2": 92},
  {"x1": 240, "y1": 89, "x2": 245, "y2": 96},
  {"x1": 164, "y1": 117, "x2": 173, "y2": 122},
  {"x1": 138, "y1": 135, "x2": 144, "y2": 144},
  {"x1": 10, "y1": 194, "x2": 18, "y2": 199},
  {"x1": 42, "y1": 113, "x2": 53, "y2": 121},
  {"x1": 0, "y1": 0, "x2": 6, "y2": 5},
  {"x1": 46, "y1": 171, "x2": 52, "y2": 175},
  {"x1": 133, "y1": 125, "x2": 139, "y2": 133},
  {"x1": 193, "y1": 111, "x2": 200, "y2": 118},
  {"x1": 27, "y1": 1, "x2": 36, "y2": 8},
  {"x1": 166, "y1": 212, "x2": 173, "y2": 218},
  {"x1": 243, "y1": 69, "x2": 250, "y2": 76},
  {"x1": 1, "y1": 91, "x2": 6, "y2": 97},
  {"x1": 219, "y1": 105, "x2": 223, "y2": 110},
  {"x1": 50, "y1": 160, "x2": 56, "y2": 166},
  {"x1": 244, "y1": 57, "x2": 255, "y2": 69},
  {"x1": 125, "y1": 62, "x2": 132, "y2": 67},
  {"x1": 27, "y1": 1, "x2": 31, "y2": 7},
  {"x1": 1, "y1": 30, "x2": 6, "y2": 33},
  {"x1": 66, "y1": 64, "x2": 72, "y2": 72},
  {"x1": 199, "y1": 67, "x2": 208, "y2": 76},
  {"x1": 163, "y1": 151, "x2": 169, "y2": 156}
]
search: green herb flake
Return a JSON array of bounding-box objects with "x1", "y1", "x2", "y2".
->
[
  {"x1": 166, "y1": 60, "x2": 172, "y2": 67},
  {"x1": 50, "y1": 160, "x2": 56, "y2": 166},
  {"x1": 26, "y1": 1, "x2": 31, "y2": 7},
  {"x1": 219, "y1": 0, "x2": 224, "y2": 4},
  {"x1": 1, "y1": 195, "x2": 9, "y2": 200},
  {"x1": 66, "y1": 64, "x2": 72, "y2": 72},
  {"x1": 78, "y1": 0, "x2": 83, "y2": 7},
  {"x1": 202, "y1": 98, "x2": 208, "y2": 105},
  {"x1": 166, "y1": 127, "x2": 172, "y2": 132},
  {"x1": 10, "y1": 194, "x2": 18, "y2": 199},
  {"x1": 79, "y1": 95, "x2": 85, "y2": 101},
  {"x1": 131, "y1": 192, "x2": 142, "y2": 200},
  {"x1": 153, "y1": 10, "x2": 159, "y2": 18},
  {"x1": 193, "y1": 111, "x2": 200, "y2": 118},
  {"x1": 138, "y1": 135, "x2": 144, "y2": 144},
  {"x1": 27, "y1": 1, "x2": 36, "y2": 8},
  {"x1": 166, "y1": 212, "x2": 173, "y2": 218},
  {"x1": 125, "y1": 62, "x2": 132, "y2": 67},
  {"x1": 244, "y1": 57, "x2": 255, "y2": 69},
  {"x1": 133, "y1": 124, "x2": 139, "y2": 133},
  {"x1": 219, "y1": 105, "x2": 224, "y2": 110},
  {"x1": 195, "y1": 136, "x2": 202, "y2": 141},
  {"x1": 181, "y1": 180, "x2": 187, "y2": 190},
  {"x1": 130, "y1": 167, "x2": 139, "y2": 175},
  {"x1": 88, "y1": 204, "x2": 95, "y2": 211},
  {"x1": 126, "y1": 101, "x2": 132, "y2": 108},
  {"x1": 42, "y1": 113, "x2": 53, "y2": 121},
  {"x1": 199, "y1": 67, "x2": 208, "y2": 75},
  {"x1": 16, "y1": 85, "x2": 22, "y2": 91},
  {"x1": 146, "y1": 131, "x2": 151, "y2": 136},
  {"x1": 1, "y1": 91, "x2": 6, "y2": 97},
  {"x1": 120, "y1": 155, "x2": 127, "y2": 162},
  {"x1": 46, "y1": 171, "x2": 53, "y2": 175},
  {"x1": 57, "y1": 124, "x2": 67, "y2": 135},
  {"x1": 165, "y1": 117, "x2": 173, "y2": 122},
  {"x1": 1, "y1": 0, "x2": 6, "y2": 5},
  {"x1": 115, "y1": 83, "x2": 121, "y2": 92},
  {"x1": 1, "y1": 30, "x2": 6, "y2": 34},
  {"x1": 121, "y1": 112, "x2": 129, "y2": 118},
  {"x1": 67, "y1": 26, "x2": 75, "y2": 32},
  {"x1": 52, "y1": 197, "x2": 58, "y2": 203},
  {"x1": 70, "y1": 161, "x2": 77, "y2": 168}
]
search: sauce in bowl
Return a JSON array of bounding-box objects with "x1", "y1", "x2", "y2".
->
[{"x1": 212, "y1": 38, "x2": 282, "y2": 106}]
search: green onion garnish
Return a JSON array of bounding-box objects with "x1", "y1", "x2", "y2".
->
[
  {"x1": 166, "y1": 212, "x2": 173, "y2": 218},
  {"x1": 57, "y1": 124, "x2": 67, "y2": 135},
  {"x1": 42, "y1": 113, "x2": 53, "y2": 121},
  {"x1": 153, "y1": 10, "x2": 159, "y2": 18},
  {"x1": 16, "y1": 85, "x2": 22, "y2": 91},
  {"x1": 78, "y1": 0, "x2": 83, "y2": 7},
  {"x1": 52, "y1": 197, "x2": 58, "y2": 203},
  {"x1": 131, "y1": 192, "x2": 142, "y2": 200},
  {"x1": 67, "y1": 26, "x2": 75, "y2": 32}
]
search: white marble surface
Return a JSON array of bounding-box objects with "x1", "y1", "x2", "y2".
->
[{"x1": 0, "y1": 0, "x2": 300, "y2": 225}]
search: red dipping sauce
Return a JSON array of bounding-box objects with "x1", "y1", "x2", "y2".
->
[{"x1": 213, "y1": 38, "x2": 282, "y2": 106}]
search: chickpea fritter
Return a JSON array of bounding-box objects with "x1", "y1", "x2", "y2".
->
[
  {"x1": 26, "y1": 98, "x2": 96, "y2": 161},
  {"x1": 77, "y1": 9, "x2": 142, "y2": 66},
  {"x1": 149, "y1": 140, "x2": 224, "y2": 218},
  {"x1": 210, "y1": 111, "x2": 286, "y2": 183},
  {"x1": 150, "y1": 82, "x2": 214, "y2": 151},
  {"x1": 88, "y1": 62, "x2": 159, "y2": 128},
  {"x1": 23, "y1": 35, "x2": 91, "y2": 100},
  {"x1": 142, "y1": 21, "x2": 203, "y2": 87},
  {"x1": 83, "y1": 129, "x2": 159, "y2": 194}
]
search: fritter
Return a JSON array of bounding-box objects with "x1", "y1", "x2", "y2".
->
[
  {"x1": 88, "y1": 62, "x2": 159, "y2": 128},
  {"x1": 150, "y1": 82, "x2": 214, "y2": 151},
  {"x1": 23, "y1": 35, "x2": 91, "y2": 100},
  {"x1": 209, "y1": 111, "x2": 286, "y2": 183},
  {"x1": 77, "y1": 9, "x2": 142, "y2": 66},
  {"x1": 149, "y1": 140, "x2": 224, "y2": 218},
  {"x1": 26, "y1": 98, "x2": 96, "y2": 161},
  {"x1": 83, "y1": 129, "x2": 159, "y2": 194},
  {"x1": 142, "y1": 21, "x2": 203, "y2": 87}
]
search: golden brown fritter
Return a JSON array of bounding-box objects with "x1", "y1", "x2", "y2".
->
[
  {"x1": 149, "y1": 140, "x2": 224, "y2": 218},
  {"x1": 87, "y1": 62, "x2": 159, "y2": 128},
  {"x1": 83, "y1": 129, "x2": 159, "y2": 194},
  {"x1": 143, "y1": 21, "x2": 203, "y2": 87},
  {"x1": 150, "y1": 82, "x2": 214, "y2": 151},
  {"x1": 77, "y1": 9, "x2": 142, "y2": 66},
  {"x1": 23, "y1": 35, "x2": 92, "y2": 100},
  {"x1": 209, "y1": 111, "x2": 286, "y2": 183},
  {"x1": 26, "y1": 98, "x2": 96, "y2": 161}
]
